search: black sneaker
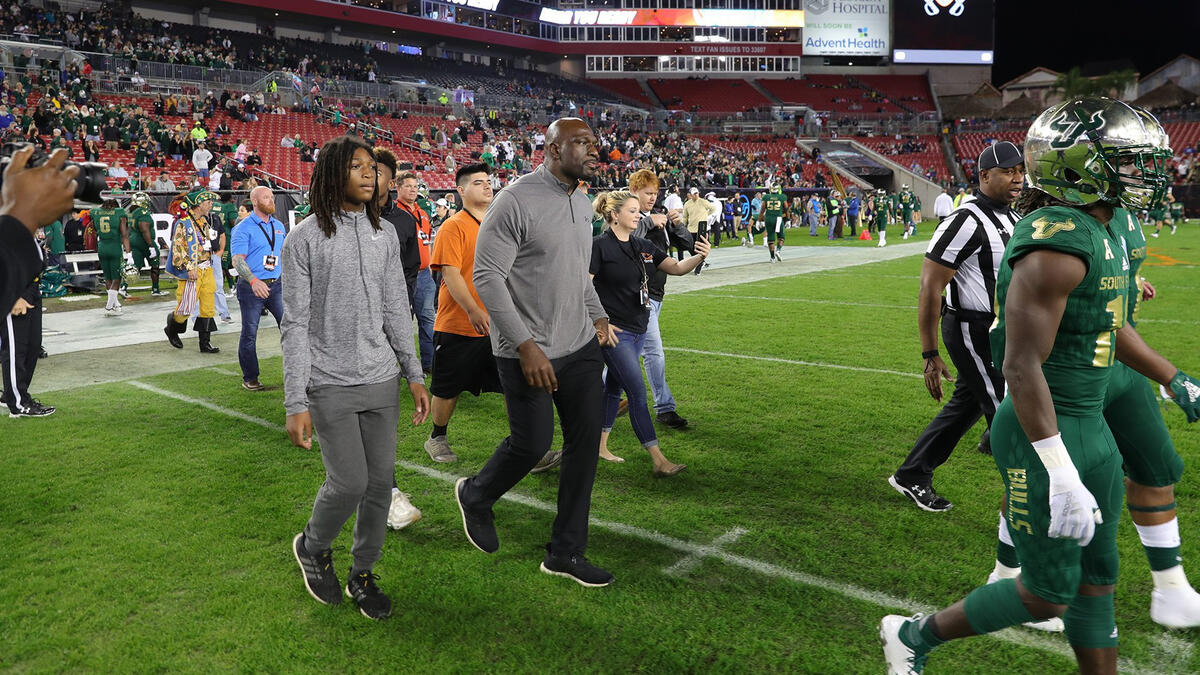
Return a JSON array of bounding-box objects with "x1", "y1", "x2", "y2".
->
[
  {"x1": 888, "y1": 475, "x2": 952, "y2": 512},
  {"x1": 292, "y1": 532, "x2": 342, "y2": 605},
  {"x1": 539, "y1": 546, "x2": 614, "y2": 587},
  {"x1": 9, "y1": 400, "x2": 55, "y2": 418},
  {"x1": 455, "y1": 477, "x2": 498, "y2": 553},
  {"x1": 977, "y1": 429, "x2": 992, "y2": 456},
  {"x1": 655, "y1": 410, "x2": 689, "y2": 429},
  {"x1": 344, "y1": 570, "x2": 392, "y2": 620}
]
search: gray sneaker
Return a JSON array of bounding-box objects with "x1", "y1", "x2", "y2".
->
[
  {"x1": 424, "y1": 435, "x2": 458, "y2": 463},
  {"x1": 529, "y1": 450, "x2": 563, "y2": 474}
]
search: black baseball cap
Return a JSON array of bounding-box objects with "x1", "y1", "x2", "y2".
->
[{"x1": 978, "y1": 141, "x2": 1023, "y2": 170}]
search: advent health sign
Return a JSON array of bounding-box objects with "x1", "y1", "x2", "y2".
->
[{"x1": 803, "y1": 0, "x2": 889, "y2": 57}]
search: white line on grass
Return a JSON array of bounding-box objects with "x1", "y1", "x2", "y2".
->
[
  {"x1": 1149, "y1": 633, "x2": 1195, "y2": 671},
  {"x1": 124, "y1": 380, "x2": 1166, "y2": 674},
  {"x1": 663, "y1": 527, "x2": 748, "y2": 577},
  {"x1": 205, "y1": 367, "x2": 243, "y2": 377},
  {"x1": 661, "y1": 347, "x2": 922, "y2": 379},
  {"x1": 1139, "y1": 319, "x2": 1200, "y2": 325},
  {"x1": 689, "y1": 293, "x2": 917, "y2": 310}
]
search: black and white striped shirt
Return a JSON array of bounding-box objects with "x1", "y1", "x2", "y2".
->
[{"x1": 925, "y1": 191, "x2": 1019, "y2": 314}]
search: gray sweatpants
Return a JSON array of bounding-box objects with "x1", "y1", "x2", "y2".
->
[{"x1": 302, "y1": 376, "x2": 400, "y2": 573}]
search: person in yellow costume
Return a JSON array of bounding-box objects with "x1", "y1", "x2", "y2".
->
[{"x1": 164, "y1": 189, "x2": 221, "y2": 353}]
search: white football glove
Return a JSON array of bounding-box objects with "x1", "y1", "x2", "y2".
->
[
  {"x1": 123, "y1": 251, "x2": 135, "y2": 265},
  {"x1": 1034, "y1": 434, "x2": 1102, "y2": 546},
  {"x1": 149, "y1": 247, "x2": 158, "y2": 258}
]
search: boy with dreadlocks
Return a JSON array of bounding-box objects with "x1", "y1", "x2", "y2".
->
[
  {"x1": 282, "y1": 135, "x2": 429, "y2": 621},
  {"x1": 163, "y1": 189, "x2": 221, "y2": 352}
]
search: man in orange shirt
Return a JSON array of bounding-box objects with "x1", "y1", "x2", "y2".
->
[
  {"x1": 396, "y1": 171, "x2": 436, "y2": 373},
  {"x1": 423, "y1": 163, "x2": 502, "y2": 463}
]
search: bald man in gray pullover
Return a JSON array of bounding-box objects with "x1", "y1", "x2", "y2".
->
[{"x1": 454, "y1": 118, "x2": 619, "y2": 588}]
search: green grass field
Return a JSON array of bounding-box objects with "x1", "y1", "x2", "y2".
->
[{"x1": 4, "y1": 224, "x2": 1199, "y2": 673}]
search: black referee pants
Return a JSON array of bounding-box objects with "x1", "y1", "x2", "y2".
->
[
  {"x1": 894, "y1": 310, "x2": 1005, "y2": 487},
  {"x1": 459, "y1": 340, "x2": 603, "y2": 556},
  {"x1": 1, "y1": 297, "x2": 42, "y2": 414}
]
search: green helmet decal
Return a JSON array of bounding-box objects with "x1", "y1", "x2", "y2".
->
[{"x1": 1025, "y1": 97, "x2": 1170, "y2": 210}]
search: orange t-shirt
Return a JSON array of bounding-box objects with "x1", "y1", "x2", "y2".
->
[{"x1": 430, "y1": 208, "x2": 486, "y2": 337}]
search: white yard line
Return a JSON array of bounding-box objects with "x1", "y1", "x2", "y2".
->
[
  {"x1": 662, "y1": 347, "x2": 922, "y2": 379},
  {"x1": 689, "y1": 293, "x2": 917, "y2": 310},
  {"x1": 123, "y1": 379, "x2": 1167, "y2": 674},
  {"x1": 663, "y1": 527, "x2": 748, "y2": 577}
]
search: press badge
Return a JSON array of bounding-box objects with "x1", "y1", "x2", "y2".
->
[
  {"x1": 639, "y1": 282, "x2": 651, "y2": 309},
  {"x1": 263, "y1": 255, "x2": 278, "y2": 271}
]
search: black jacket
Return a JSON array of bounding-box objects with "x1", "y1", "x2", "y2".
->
[
  {"x1": 381, "y1": 203, "x2": 421, "y2": 310},
  {"x1": 635, "y1": 212, "x2": 694, "y2": 302}
]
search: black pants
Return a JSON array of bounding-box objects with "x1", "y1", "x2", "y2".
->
[
  {"x1": 1, "y1": 297, "x2": 42, "y2": 414},
  {"x1": 460, "y1": 340, "x2": 603, "y2": 556},
  {"x1": 894, "y1": 311, "x2": 1004, "y2": 486}
]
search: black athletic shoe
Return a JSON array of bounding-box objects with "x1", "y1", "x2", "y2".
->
[
  {"x1": 539, "y1": 546, "x2": 614, "y2": 587},
  {"x1": 292, "y1": 532, "x2": 342, "y2": 605},
  {"x1": 455, "y1": 477, "x2": 499, "y2": 553},
  {"x1": 977, "y1": 429, "x2": 992, "y2": 456},
  {"x1": 344, "y1": 570, "x2": 392, "y2": 620},
  {"x1": 656, "y1": 411, "x2": 689, "y2": 429},
  {"x1": 9, "y1": 400, "x2": 55, "y2": 418},
  {"x1": 888, "y1": 475, "x2": 952, "y2": 512}
]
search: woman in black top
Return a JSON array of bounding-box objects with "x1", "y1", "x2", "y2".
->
[{"x1": 590, "y1": 190, "x2": 709, "y2": 477}]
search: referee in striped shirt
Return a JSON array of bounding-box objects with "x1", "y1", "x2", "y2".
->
[{"x1": 889, "y1": 141, "x2": 1025, "y2": 512}]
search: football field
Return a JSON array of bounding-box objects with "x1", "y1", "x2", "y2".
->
[{"x1": 4, "y1": 225, "x2": 1199, "y2": 673}]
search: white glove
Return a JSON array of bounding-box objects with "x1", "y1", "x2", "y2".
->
[
  {"x1": 1034, "y1": 434, "x2": 1102, "y2": 546},
  {"x1": 124, "y1": 252, "x2": 135, "y2": 265},
  {"x1": 149, "y1": 247, "x2": 158, "y2": 258}
]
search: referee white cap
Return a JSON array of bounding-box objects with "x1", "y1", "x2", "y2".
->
[{"x1": 978, "y1": 141, "x2": 1024, "y2": 170}]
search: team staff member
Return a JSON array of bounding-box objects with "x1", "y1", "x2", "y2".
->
[
  {"x1": 590, "y1": 190, "x2": 707, "y2": 475},
  {"x1": 629, "y1": 169, "x2": 691, "y2": 430},
  {"x1": 283, "y1": 135, "x2": 429, "y2": 620},
  {"x1": 889, "y1": 141, "x2": 1024, "y2": 513},
  {"x1": 2, "y1": 245, "x2": 53, "y2": 418},
  {"x1": 231, "y1": 186, "x2": 285, "y2": 391},
  {"x1": 395, "y1": 171, "x2": 436, "y2": 373},
  {"x1": 424, "y1": 163, "x2": 501, "y2": 464},
  {"x1": 456, "y1": 118, "x2": 618, "y2": 588},
  {"x1": 0, "y1": 146, "x2": 79, "y2": 315}
]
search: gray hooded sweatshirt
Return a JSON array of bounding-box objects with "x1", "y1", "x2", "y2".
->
[{"x1": 281, "y1": 209, "x2": 423, "y2": 415}]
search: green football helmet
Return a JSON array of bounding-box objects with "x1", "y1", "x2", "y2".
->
[
  {"x1": 1025, "y1": 96, "x2": 1170, "y2": 210},
  {"x1": 1129, "y1": 105, "x2": 1173, "y2": 209},
  {"x1": 129, "y1": 192, "x2": 151, "y2": 210}
]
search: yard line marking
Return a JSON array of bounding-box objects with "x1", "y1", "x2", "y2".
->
[
  {"x1": 1148, "y1": 633, "x2": 1194, "y2": 672},
  {"x1": 125, "y1": 380, "x2": 1165, "y2": 675},
  {"x1": 663, "y1": 527, "x2": 748, "y2": 577},
  {"x1": 205, "y1": 367, "x2": 243, "y2": 377},
  {"x1": 1139, "y1": 319, "x2": 1200, "y2": 325},
  {"x1": 662, "y1": 347, "x2": 922, "y2": 379},
  {"x1": 689, "y1": 293, "x2": 916, "y2": 310}
]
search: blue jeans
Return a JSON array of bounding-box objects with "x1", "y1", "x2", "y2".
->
[
  {"x1": 235, "y1": 279, "x2": 283, "y2": 382},
  {"x1": 414, "y1": 268, "x2": 436, "y2": 371},
  {"x1": 640, "y1": 298, "x2": 676, "y2": 414},
  {"x1": 602, "y1": 330, "x2": 657, "y2": 448}
]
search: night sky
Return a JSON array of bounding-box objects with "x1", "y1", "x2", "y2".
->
[{"x1": 991, "y1": 2, "x2": 1200, "y2": 86}]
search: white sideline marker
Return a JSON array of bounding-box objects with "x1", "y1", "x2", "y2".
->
[
  {"x1": 125, "y1": 380, "x2": 1167, "y2": 675},
  {"x1": 662, "y1": 347, "x2": 922, "y2": 380},
  {"x1": 205, "y1": 367, "x2": 243, "y2": 377},
  {"x1": 690, "y1": 293, "x2": 917, "y2": 310},
  {"x1": 663, "y1": 527, "x2": 748, "y2": 577}
]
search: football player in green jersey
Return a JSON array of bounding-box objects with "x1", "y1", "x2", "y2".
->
[
  {"x1": 90, "y1": 199, "x2": 129, "y2": 315},
  {"x1": 1169, "y1": 190, "x2": 1184, "y2": 230},
  {"x1": 1149, "y1": 198, "x2": 1170, "y2": 238},
  {"x1": 126, "y1": 192, "x2": 166, "y2": 296},
  {"x1": 883, "y1": 98, "x2": 1197, "y2": 674},
  {"x1": 760, "y1": 185, "x2": 787, "y2": 262},
  {"x1": 899, "y1": 186, "x2": 915, "y2": 239},
  {"x1": 873, "y1": 189, "x2": 892, "y2": 247}
]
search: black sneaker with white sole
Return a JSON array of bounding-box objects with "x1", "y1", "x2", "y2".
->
[
  {"x1": 455, "y1": 477, "x2": 499, "y2": 553},
  {"x1": 9, "y1": 400, "x2": 55, "y2": 418},
  {"x1": 345, "y1": 570, "x2": 392, "y2": 620},
  {"x1": 292, "y1": 532, "x2": 342, "y2": 605},
  {"x1": 539, "y1": 546, "x2": 614, "y2": 587},
  {"x1": 888, "y1": 475, "x2": 952, "y2": 512},
  {"x1": 655, "y1": 410, "x2": 689, "y2": 429}
]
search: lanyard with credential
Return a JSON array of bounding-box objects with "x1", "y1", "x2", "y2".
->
[
  {"x1": 610, "y1": 230, "x2": 650, "y2": 309},
  {"x1": 253, "y1": 216, "x2": 277, "y2": 252}
]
